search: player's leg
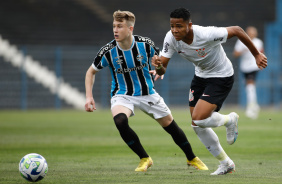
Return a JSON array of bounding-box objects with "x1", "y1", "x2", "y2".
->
[
  {"x1": 190, "y1": 75, "x2": 238, "y2": 144},
  {"x1": 157, "y1": 114, "x2": 196, "y2": 161},
  {"x1": 190, "y1": 106, "x2": 235, "y2": 175},
  {"x1": 111, "y1": 96, "x2": 151, "y2": 171},
  {"x1": 112, "y1": 105, "x2": 149, "y2": 159},
  {"x1": 156, "y1": 115, "x2": 208, "y2": 170},
  {"x1": 244, "y1": 72, "x2": 260, "y2": 119},
  {"x1": 191, "y1": 124, "x2": 235, "y2": 175},
  {"x1": 192, "y1": 100, "x2": 239, "y2": 145},
  {"x1": 189, "y1": 75, "x2": 236, "y2": 175},
  {"x1": 139, "y1": 93, "x2": 208, "y2": 170}
]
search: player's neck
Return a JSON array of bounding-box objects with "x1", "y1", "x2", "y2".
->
[
  {"x1": 183, "y1": 29, "x2": 194, "y2": 45},
  {"x1": 118, "y1": 35, "x2": 133, "y2": 50}
]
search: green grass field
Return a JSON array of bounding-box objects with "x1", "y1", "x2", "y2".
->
[{"x1": 0, "y1": 108, "x2": 282, "y2": 184}]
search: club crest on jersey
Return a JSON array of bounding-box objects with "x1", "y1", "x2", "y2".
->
[
  {"x1": 189, "y1": 89, "x2": 194, "y2": 102},
  {"x1": 196, "y1": 48, "x2": 207, "y2": 57},
  {"x1": 164, "y1": 42, "x2": 169, "y2": 53},
  {"x1": 114, "y1": 56, "x2": 123, "y2": 65},
  {"x1": 136, "y1": 54, "x2": 144, "y2": 62}
]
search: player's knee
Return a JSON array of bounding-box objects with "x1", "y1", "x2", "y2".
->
[
  {"x1": 193, "y1": 117, "x2": 212, "y2": 128},
  {"x1": 113, "y1": 113, "x2": 128, "y2": 130},
  {"x1": 191, "y1": 113, "x2": 206, "y2": 122}
]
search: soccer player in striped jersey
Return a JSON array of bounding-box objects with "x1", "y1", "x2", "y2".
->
[
  {"x1": 85, "y1": 10, "x2": 208, "y2": 172},
  {"x1": 152, "y1": 8, "x2": 267, "y2": 175}
]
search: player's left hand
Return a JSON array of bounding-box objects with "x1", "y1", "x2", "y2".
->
[
  {"x1": 255, "y1": 52, "x2": 268, "y2": 70},
  {"x1": 149, "y1": 70, "x2": 164, "y2": 81}
]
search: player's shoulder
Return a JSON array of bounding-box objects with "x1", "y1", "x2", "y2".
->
[
  {"x1": 193, "y1": 25, "x2": 227, "y2": 41},
  {"x1": 193, "y1": 25, "x2": 221, "y2": 33},
  {"x1": 193, "y1": 25, "x2": 209, "y2": 31},
  {"x1": 96, "y1": 39, "x2": 117, "y2": 58},
  {"x1": 163, "y1": 31, "x2": 176, "y2": 44},
  {"x1": 134, "y1": 35, "x2": 156, "y2": 47},
  {"x1": 164, "y1": 30, "x2": 174, "y2": 38},
  {"x1": 192, "y1": 25, "x2": 213, "y2": 39}
]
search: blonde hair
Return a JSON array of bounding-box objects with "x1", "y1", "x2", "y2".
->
[{"x1": 113, "y1": 10, "x2": 135, "y2": 27}]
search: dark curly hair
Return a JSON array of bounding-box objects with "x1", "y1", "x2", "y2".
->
[{"x1": 170, "y1": 8, "x2": 191, "y2": 21}]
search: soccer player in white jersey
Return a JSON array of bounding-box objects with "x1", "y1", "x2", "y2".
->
[
  {"x1": 233, "y1": 26, "x2": 264, "y2": 119},
  {"x1": 85, "y1": 10, "x2": 208, "y2": 172},
  {"x1": 152, "y1": 8, "x2": 267, "y2": 175}
]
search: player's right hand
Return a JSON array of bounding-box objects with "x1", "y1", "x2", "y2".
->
[
  {"x1": 85, "y1": 97, "x2": 96, "y2": 112},
  {"x1": 151, "y1": 55, "x2": 162, "y2": 68},
  {"x1": 255, "y1": 52, "x2": 267, "y2": 70}
]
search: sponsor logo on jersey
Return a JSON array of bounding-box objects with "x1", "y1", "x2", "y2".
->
[
  {"x1": 116, "y1": 63, "x2": 148, "y2": 74},
  {"x1": 196, "y1": 48, "x2": 207, "y2": 57},
  {"x1": 164, "y1": 42, "x2": 169, "y2": 53},
  {"x1": 98, "y1": 43, "x2": 115, "y2": 57},
  {"x1": 137, "y1": 36, "x2": 155, "y2": 46},
  {"x1": 214, "y1": 37, "x2": 223, "y2": 41}
]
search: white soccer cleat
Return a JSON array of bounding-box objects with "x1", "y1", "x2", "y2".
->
[
  {"x1": 210, "y1": 160, "x2": 235, "y2": 175},
  {"x1": 226, "y1": 112, "x2": 239, "y2": 145}
]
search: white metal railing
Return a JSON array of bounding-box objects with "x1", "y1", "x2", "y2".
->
[{"x1": 0, "y1": 35, "x2": 85, "y2": 110}]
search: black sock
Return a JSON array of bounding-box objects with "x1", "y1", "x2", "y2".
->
[
  {"x1": 113, "y1": 113, "x2": 149, "y2": 159},
  {"x1": 163, "y1": 120, "x2": 196, "y2": 161}
]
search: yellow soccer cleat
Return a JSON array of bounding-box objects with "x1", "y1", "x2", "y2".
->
[
  {"x1": 187, "y1": 157, "x2": 209, "y2": 170},
  {"x1": 135, "y1": 157, "x2": 153, "y2": 172}
]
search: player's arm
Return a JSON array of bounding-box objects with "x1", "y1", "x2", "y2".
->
[
  {"x1": 151, "y1": 55, "x2": 170, "y2": 76},
  {"x1": 85, "y1": 66, "x2": 98, "y2": 112},
  {"x1": 226, "y1": 26, "x2": 267, "y2": 69}
]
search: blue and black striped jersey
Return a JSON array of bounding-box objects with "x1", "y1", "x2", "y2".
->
[{"x1": 92, "y1": 35, "x2": 159, "y2": 97}]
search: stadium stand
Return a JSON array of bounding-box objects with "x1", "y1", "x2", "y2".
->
[{"x1": 0, "y1": 37, "x2": 85, "y2": 109}]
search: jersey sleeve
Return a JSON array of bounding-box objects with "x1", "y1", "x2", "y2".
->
[
  {"x1": 160, "y1": 31, "x2": 176, "y2": 58},
  {"x1": 149, "y1": 40, "x2": 160, "y2": 57},
  {"x1": 92, "y1": 53, "x2": 109, "y2": 71},
  {"x1": 207, "y1": 27, "x2": 228, "y2": 45},
  {"x1": 91, "y1": 44, "x2": 112, "y2": 71},
  {"x1": 135, "y1": 35, "x2": 159, "y2": 57}
]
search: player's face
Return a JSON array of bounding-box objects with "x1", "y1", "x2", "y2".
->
[
  {"x1": 170, "y1": 18, "x2": 191, "y2": 41},
  {"x1": 246, "y1": 27, "x2": 257, "y2": 39},
  {"x1": 113, "y1": 20, "x2": 132, "y2": 42}
]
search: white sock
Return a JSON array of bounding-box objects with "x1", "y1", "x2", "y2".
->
[
  {"x1": 246, "y1": 83, "x2": 257, "y2": 105},
  {"x1": 193, "y1": 112, "x2": 231, "y2": 128},
  {"x1": 192, "y1": 125, "x2": 231, "y2": 164}
]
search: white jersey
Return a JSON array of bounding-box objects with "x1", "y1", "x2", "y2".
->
[
  {"x1": 234, "y1": 37, "x2": 263, "y2": 73},
  {"x1": 161, "y1": 25, "x2": 234, "y2": 78}
]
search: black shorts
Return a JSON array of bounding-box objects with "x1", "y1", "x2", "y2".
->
[
  {"x1": 243, "y1": 71, "x2": 258, "y2": 81},
  {"x1": 189, "y1": 75, "x2": 234, "y2": 112}
]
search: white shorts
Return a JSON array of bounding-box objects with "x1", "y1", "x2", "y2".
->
[{"x1": 111, "y1": 93, "x2": 171, "y2": 119}]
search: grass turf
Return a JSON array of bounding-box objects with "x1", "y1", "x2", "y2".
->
[{"x1": 0, "y1": 108, "x2": 281, "y2": 183}]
